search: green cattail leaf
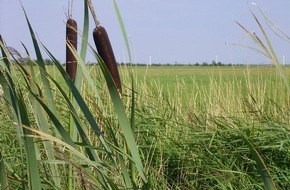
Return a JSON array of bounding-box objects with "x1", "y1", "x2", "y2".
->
[
  {"x1": 6, "y1": 55, "x2": 62, "y2": 188},
  {"x1": 96, "y1": 51, "x2": 147, "y2": 182},
  {"x1": 113, "y1": 0, "x2": 132, "y2": 63},
  {"x1": 67, "y1": 42, "x2": 104, "y2": 110},
  {"x1": 105, "y1": 120, "x2": 133, "y2": 188},
  {"x1": 35, "y1": 64, "x2": 101, "y2": 162},
  {"x1": 0, "y1": 35, "x2": 10, "y2": 71},
  {"x1": 26, "y1": 77, "x2": 61, "y2": 188},
  {"x1": 74, "y1": 0, "x2": 89, "y2": 90},
  {"x1": 21, "y1": 4, "x2": 57, "y2": 116},
  {"x1": 23, "y1": 126, "x2": 105, "y2": 170},
  {"x1": 24, "y1": 126, "x2": 110, "y2": 190},
  {"x1": 0, "y1": 41, "x2": 25, "y2": 153},
  {"x1": 27, "y1": 84, "x2": 76, "y2": 148},
  {"x1": 17, "y1": 90, "x2": 42, "y2": 190},
  {"x1": 42, "y1": 45, "x2": 113, "y2": 158}
]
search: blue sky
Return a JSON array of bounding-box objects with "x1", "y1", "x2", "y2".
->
[{"x1": 1, "y1": 0, "x2": 290, "y2": 64}]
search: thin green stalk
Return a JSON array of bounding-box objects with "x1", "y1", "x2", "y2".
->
[
  {"x1": 74, "y1": 0, "x2": 89, "y2": 90},
  {"x1": 43, "y1": 45, "x2": 113, "y2": 157},
  {"x1": 240, "y1": 132, "x2": 277, "y2": 190},
  {"x1": 0, "y1": 151, "x2": 8, "y2": 190},
  {"x1": 129, "y1": 77, "x2": 137, "y2": 187},
  {"x1": 68, "y1": 1, "x2": 89, "y2": 187},
  {"x1": 18, "y1": 90, "x2": 41, "y2": 190},
  {"x1": 96, "y1": 52, "x2": 147, "y2": 183},
  {"x1": 236, "y1": 11, "x2": 290, "y2": 94},
  {"x1": 21, "y1": 4, "x2": 57, "y2": 117},
  {"x1": 10, "y1": 46, "x2": 61, "y2": 188},
  {"x1": 0, "y1": 38, "x2": 27, "y2": 188},
  {"x1": 219, "y1": 116, "x2": 277, "y2": 190},
  {"x1": 21, "y1": 13, "x2": 63, "y2": 188},
  {"x1": 112, "y1": 0, "x2": 132, "y2": 63},
  {"x1": 42, "y1": 46, "x2": 115, "y2": 188}
]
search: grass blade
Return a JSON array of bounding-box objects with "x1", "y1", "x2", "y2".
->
[
  {"x1": 17, "y1": 90, "x2": 41, "y2": 190},
  {"x1": 0, "y1": 39, "x2": 27, "y2": 183},
  {"x1": 23, "y1": 126, "x2": 106, "y2": 170},
  {"x1": 96, "y1": 51, "x2": 147, "y2": 183},
  {"x1": 11, "y1": 52, "x2": 62, "y2": 188},
  {"x1": 219, "y1": 116, "x2": 277, "y2": 190},
  {"x1": 0, "y1": 35, "x2": 11, "y2": 71},
  {"x1": 129, "y1": 76, "x2": 137, "y2": 186},
  {"x1": 0, "y1": 151, "x2": 8, "y2": 190},
  {"x1": 74, "y1": 0, "x2": 89, "y2": 90},
  {"x1": 26, "y1": 85, "x2": 76, "y2": 148},
  {"x1": 112, "y1": 0, "x2": 131, "y2": 63},
  {"x1": 236, "y1": 12, "x2": 290, "y2": 94},
  {"x1": 21, "y1": 4, "x2": 57, "y2": 115},
  {"x1": 42, "y1": 45, "x2": 116, "y2": 189},
  {"x1": 240, "y1": 132, "x2": 277, "y2": 190},
  {"x1": 43, "y1": 45, "x2": 112, "y2": 153},
  {"x1": 254, "y1": 5, "x2": 290, "y2": 43},
  {"x1": 67, "y1": 42, "x2": 104, "y2": 109},
  {"x1": 67, "y1": 2, "x2": 89, "y2": 187}
]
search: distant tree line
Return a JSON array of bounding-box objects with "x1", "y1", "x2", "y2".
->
[
  {"x1": 117, "y1": 61, "x2": 245, "y2": 66},
  {"x1": 15, "y1": 58, "x2": 247, "y2": 66}
]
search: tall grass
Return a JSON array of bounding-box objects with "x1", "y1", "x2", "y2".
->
[
  {"x1": 0, "y1": 2, "x2": 289, "y2": 190},
  {"x1": 126, "y1": 65, "x2": 289, "y2": 189},
  {"x1": 0, "y1": 1, "x2": 147, "y2": 189}
]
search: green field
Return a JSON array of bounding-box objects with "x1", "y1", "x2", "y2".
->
[
  {"x1": 126, "y1": 65, "x2": 284, "y2": 91},
  {"x1": 122, "y1": 65, "x2": 290, "y2": 114},
  {"x1": 127, "y1": 65, "x2": 290, "y2": 189},
  {"x1": 1, "y1": 62, "x2": 290, "y2": 189}
]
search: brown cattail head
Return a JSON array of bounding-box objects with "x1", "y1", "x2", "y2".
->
[
  {"x1": 66, "y1": 18, "x2": 78, "y2": 81},
  {"x1": 93, "y1": 26, "x2": 122, "y2": 94}
]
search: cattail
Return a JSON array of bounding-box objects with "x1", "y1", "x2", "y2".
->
[
  {"x1": 87, "y1": 0, "x2": 122, "y2": 93},
  {"x1": 93, "y1": 26, "x2": 122, "y2": 93},
  {"x1": 66, "y1": 18, "x2": 78, "y2": 81}
]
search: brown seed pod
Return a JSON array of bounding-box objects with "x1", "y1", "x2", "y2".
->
[
  {"x1": 66, "y1": 18, "x2": 78, "y2": 81},
  {"x1": 93, "y1": 26, "x2": 122, "y2": 93}
]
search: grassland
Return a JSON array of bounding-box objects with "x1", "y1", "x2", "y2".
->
[
  {"x1": 126, "y1": 65, "x2": 283, "y2": 92},
  {"x1": 1, "y1": 64, "x2": 290, "y2": 189},
  {"x1": 124, "y1": 65, "x2": 290, "y2": 189},
  {"x1": 124, "y1": 65, "x2": 290, "y2": 114}
]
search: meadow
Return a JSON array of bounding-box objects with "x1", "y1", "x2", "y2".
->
[
  {"x1": 121, "y1": 65, "x2": 290, "y2": 189},
  {"x1": 2, "y1": 63, "x2": 289, "y2": 189},
  {"x1": 0, "y1": 1, "x2": 290, "y2": 189}
]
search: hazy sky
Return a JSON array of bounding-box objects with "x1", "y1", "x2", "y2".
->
[{"x1": 1, "y1": 1, "x2": 290, "y2": 64}]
